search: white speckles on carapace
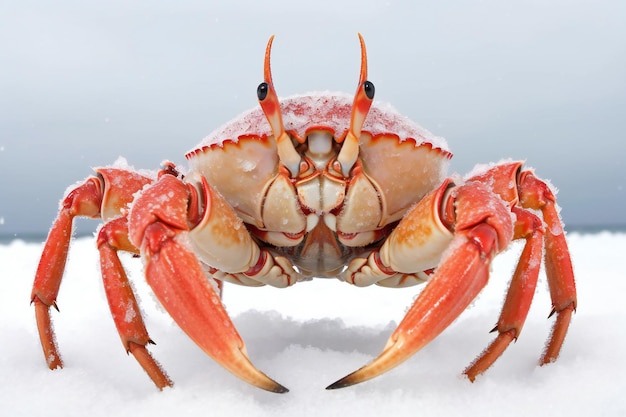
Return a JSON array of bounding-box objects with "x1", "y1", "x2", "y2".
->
[
  {"x1": 196, "y1": 93, "x2": 448, "y2": 153},
  {"x1": 238, "y1": 158, "x2": 257, "y2": 172}
]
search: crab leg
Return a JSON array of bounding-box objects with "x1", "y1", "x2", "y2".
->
[
  {"x1": 464, "y1": 207, "x2": 543, "y2": 380},
  {"x1": 31, "y1": 176, "x2": 103, "y2": 370},
  {"x1": 31, "y1": 169, "x2": 153, "y2": 373},
  {"x1": 328, "y1": 181, "x2": 514, "y2": 389},
  {"x1": 517, "y1": 171, "x2": 577, "y2": 364},
  {"x1": 97, "y1": 217, "x2": 172, "y2": 389},
  {"x1": 128, "y1": 173, "x2": 288, "y2": 393}
]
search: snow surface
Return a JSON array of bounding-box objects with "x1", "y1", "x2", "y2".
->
[{"x1": 1, "y1": 232, "x2": 625, "y2": 416}]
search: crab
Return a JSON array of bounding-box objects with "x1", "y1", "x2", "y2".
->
[{"x1": 31, "y1": 35, "x2": 576, "y2": 393}]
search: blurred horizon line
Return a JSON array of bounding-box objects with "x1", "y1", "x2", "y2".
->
[{"x1": 2, "y1": 223, "x2": 626, "y2": 244}]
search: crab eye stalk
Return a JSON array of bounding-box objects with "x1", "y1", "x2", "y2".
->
[
  {"x1": 257, "y1": 36, "x2": 302, "y2": 177},
  {"x1": 335, "y1": 34, "x2": 375, "y2": 177},
  {"x1": 257, "y1": 82, "x2": 269, "y2": 101}
]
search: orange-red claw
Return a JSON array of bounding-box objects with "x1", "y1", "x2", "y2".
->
[
  {"x1": 328, "y1": 225, "x2": 497, "y2": 389},
  {"x1": 144, "y1": 232, "x2": 288, "y2": 393},
  {"x1": 126, "y1": 173, "x2": 288, "y2": 392}
]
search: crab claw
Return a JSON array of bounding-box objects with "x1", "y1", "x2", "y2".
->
[
  {"x1": 129, "y1": 174, "x2": 288, "y2": 393},
  {"x1": 327, "y1": 182, "x2": 512, "y2": 389},
  {"x1": 327, "y1": 229, "x2": 492, "y2": 389}
]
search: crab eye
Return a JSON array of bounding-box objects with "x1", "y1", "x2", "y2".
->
[
  {"x1": 363, "y1": 80, "x2": 375, "y2": 100},
  {"x1": 257, "y1": 82, "x2": 269, "y2": 101}
]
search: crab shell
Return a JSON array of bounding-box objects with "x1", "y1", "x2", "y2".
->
[{"x1": 185, "y1": 93, "x2": 452, "y2": 277}]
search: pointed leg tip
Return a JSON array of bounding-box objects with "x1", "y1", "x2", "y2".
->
[
  {"x1": 325, "y1": 373, "x2": 359, "y2": 390},
  {"x1": 156, "y1": 381, "x2": 174, "y2": 391},
  {"x1": 252, "y1": 370, "x2": 289, "y2": 393},
  {"x1": 47, "y1": 359, "x2": 63, "y2": 370},
  {"x1": 325, "y1": 344, "x2": 406, "y2": 390},
  {"x1": 463, "y1": 370, "x2": 478, "y2": 383},
  {"x1": 539, "y1": 354, "x2": 557, "y2": 367},
  {"x1": 325, "y1": 380, "x2": 347, "y2": 390},
  {"x1": 272, "y1": 383, "x2": 290, "y2": 394},
  {"x1": 261, "y1": 378, "x2": 289, "y2": 393}
]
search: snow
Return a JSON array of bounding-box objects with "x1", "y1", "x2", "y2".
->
[{"x1": 1, "y1": 232, "x2": 625, "y2": 416}]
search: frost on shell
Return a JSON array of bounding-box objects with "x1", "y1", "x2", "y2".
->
[
  {"x1": 109, "y1": 156, "x2": 159, "y2": 180},
  {"x1": 59, "y1": 156, "x2": 158, "y2": 212},
  {"x1": 464, "y1": 158, "x2": 520, "y2": 181},
  {"x1": 194, "y1": 92, "x2": 449, "y2": 152},
  {"x1": 124, "y1": 300, "x2": 137, "y2": 323}
]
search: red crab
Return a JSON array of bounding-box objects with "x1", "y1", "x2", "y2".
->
[{"x1": 31, "y1": 35, "x2": 576, "y2": 392}]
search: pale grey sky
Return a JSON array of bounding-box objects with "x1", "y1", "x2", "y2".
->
[{"x1": 1, "y1": 0, "x2": 625, "y2": 237}]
